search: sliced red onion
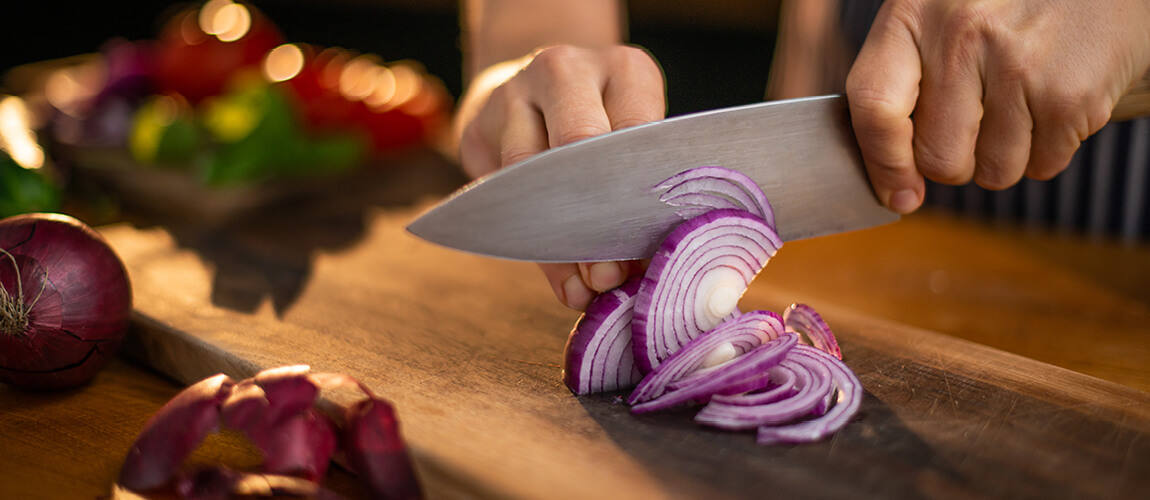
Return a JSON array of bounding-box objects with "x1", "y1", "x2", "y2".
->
[
  {"x1": 119, "y1": 373, "x2": 236, "y2": 491},
  {"x1": 632, "y1": 209, "x2": 782, "y2": 373},
  {"x1": 220, "y1": 365, "x2": 320, "y2": 435},
  {"x1": 755, "y1": 345, "x2": 863, "y2": 445},
  {"x1": 628, "y1": 310, "x2": 784, "y2": 404},
  {"x1": 631, "y1": 333, "x2": 797, "y2": 414},
  {"x1": 122, "y1": 366, "x2": 421, "y2": 496},
  {"x1": 784, "y1": 303, "x2": 842, "y2": 359},
  {"x1": 219, "y1": 365, "x2": 336, "y2": 480},
  {"x1": 343, "y1": 396, "x2": 423, "y2": 500},
  {"x1": 706, "y1": 364, "x2": 801, "y2": 406},
  {"x1": 693, "y1": 353, "x2": 833, "y2": 430},
  {"x1": 563, "y1": 276, "x2": 643, "y2": 395},
  {"x1": 251, "y1": 365, "x2": 323, "y2": 425},
  {"x1": 653, "y1": 166, "x2": 775, "y2": 229},
  {"x1": 260, "y1": 408, "x2": 338, "y2": 481}
]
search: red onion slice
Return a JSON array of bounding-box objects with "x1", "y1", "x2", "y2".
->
[
  {"x1": 693, "y1": 352, "x2": 834, "y2": 430},
  {"x1": 628, "y1": 310, "x2": 784, "y2": 404},
  {"x1": 654, "y1": 166, "x2": 775, "y2": 229},
  {"x1": 119, "y1": 374, "x2": 237, "y2": 491},
  {"x1": 219, "y1": 366, "x2": 335, "y2": 482},
  {"x1": 632, "y1": 209, "x2": 782, "y2": 373},
  {"x1": 631, "y1": 333, "x2": 797, "y2": 414},
  {"x1": 784, "y1": 303, "x2": 842, "y2": 359},
  {"x1": 343, "y1": 396, "x2": 423, "y2": 500},
  {"x1": 706, "y1": 364, "x2": 802, "y2": 406},
  {"x1": 755, "y1": 345, "x2": 863, "y2": 445},
  {"x1": 563, "y1": 276, "x2": 644, "y2": 394}
]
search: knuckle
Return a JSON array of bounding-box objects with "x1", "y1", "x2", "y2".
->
[
  {"x1": 1033, "y1": 89, "x2": 1108, "y2": 145},
  {"x1": 610, "y1": 117, "x2": 649, "y2": 130},
  {"x1": 528, "y1": 45, "x2": 583, "y2": 77},
  {"x1": 1025, "y1": 161, "x2": 1068, "y2": 181},
  {"x1": 972, "y1": 163, "x2": 1019, "y2": 190},
  {"x1": 501, "y1": 145, "x2": 539, "y2": 167},
  {"x1": 914, "y1": 141, "x2": 971, "y2": 184},
  {"x1": 553, "y1": 118, "x2": 609, "y2": 146},
  {"x1": 845, "y1": 85, "x2": 906, "y2": 128},
  {"x1": 612, "y1": 46, "x2": 661, "y2": 76}
]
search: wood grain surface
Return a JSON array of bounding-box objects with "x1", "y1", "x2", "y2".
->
[{"x1": 81, "y1": 155, "x2": 1150, "y2": 499}]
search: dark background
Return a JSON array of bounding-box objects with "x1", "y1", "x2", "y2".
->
[{"x1": 0, "y1": 0, "x2": 779, "y2": 117}]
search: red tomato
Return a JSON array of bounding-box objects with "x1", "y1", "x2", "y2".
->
[{"x1": 152, "y1": 3, "x2": 284, "y2": 103}]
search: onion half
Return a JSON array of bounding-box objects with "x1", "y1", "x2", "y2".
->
[
  {"x1": 632, "y1": 209, "x2": 781, "y2": 373},
  {"x1": 563, "y1": 276, "x2": 644, "y2": 394}
]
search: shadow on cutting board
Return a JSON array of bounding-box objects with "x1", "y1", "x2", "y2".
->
[{"x1": 112, "y1": 151, "x2": 469, "y2": 316}]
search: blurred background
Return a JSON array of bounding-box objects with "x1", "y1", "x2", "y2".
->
[{"x1": 0, "y1": 0, "x2": 783, "y2": 116}]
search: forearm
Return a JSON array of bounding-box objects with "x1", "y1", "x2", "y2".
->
[{"x1": 462, "y1": 0, "x2": 625, "y2": 80}]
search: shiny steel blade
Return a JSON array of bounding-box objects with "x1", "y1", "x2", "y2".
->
[{"x1": 408, "y1": 95, "x2": 898, "y2": 262}]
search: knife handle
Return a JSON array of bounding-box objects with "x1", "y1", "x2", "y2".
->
[{"x1": 1112, "y1": 69, "x2": 1150, "y2": 122}]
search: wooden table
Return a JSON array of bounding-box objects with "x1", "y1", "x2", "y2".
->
[{"x1": 2, "y1": 154, "x2": 1148, "y2": 499}]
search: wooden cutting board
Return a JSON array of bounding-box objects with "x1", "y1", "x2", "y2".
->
[{"x1": 99, "y1": 157, "x2": 1150, "y2": 499}]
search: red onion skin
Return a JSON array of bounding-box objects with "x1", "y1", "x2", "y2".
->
[
  {"x1": 119, "y1": 373, "x2": 237, "y2": 491},
  {"x1": 0, "y1": 213, "x2": 132, "y2": 390},
  {"x1": 121, "y1": 366, "x2": 423, "y2": 496},
  {"x1": 343, "y1": 397, "x2": 424, "y2": 500},
  {"x1": 221, "y1": 366, "x2": 335, "y2": 482},
  {"x1": 260, "y1": 408, "x2": 339, "y2": 481}
]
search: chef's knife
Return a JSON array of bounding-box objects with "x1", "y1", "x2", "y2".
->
[{"x1": 408, "y1": 95, "x2": 898, "y2": 262}]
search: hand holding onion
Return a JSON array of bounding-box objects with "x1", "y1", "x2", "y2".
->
[{"x1": 0, "y1": 213, "x2": 132, "y2": 390}]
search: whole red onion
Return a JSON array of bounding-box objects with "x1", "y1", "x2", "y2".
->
[{"x1": 0, "y1": 213, "x2": 132, "y2": 390}]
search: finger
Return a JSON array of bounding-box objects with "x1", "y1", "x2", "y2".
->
[
  {"x1": 973, "y1": 72, "x2": 1032, "y2": 189},
  {"x1": 845, "y1": 6, "x2": 925, "y2": 214},
  {"x1": 602, "y1": 46, "x2": 666, "y2": 130},
  {"x1": 524, "y1": 48, "x2": 613, "y2": 148},
  {"x1": 540, "y1": 263, "x2": 594, "y2": 310},
  {"x1": 1024, "y1": 89, "x2": 1103, "y2": 180},
  {"x1": 459, "y1": 85, "x2": 511, "y2": 178},
  {"x1": 912, "y1": 37, "x2": 983, "y2": 186},
  {"x1": 458, "y1": 121, "x2": 500, "y2": 179},
  {"x1": 1025, "y1": 118, "x2": 1082, "y2": 181},
  {"x1": 498, "y1": 99, "x2": 549, "y2": 168}
]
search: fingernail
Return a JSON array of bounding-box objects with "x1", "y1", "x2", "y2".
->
[
  {"x1": 587, "y1": 262, "x2": 624, "y2": 292},
  {"x1": 888, "y1": 189, "x2": 921, "y2": 214},
  {"x1": 562, "y1": 274, "x2": 594, "y2": 310}
]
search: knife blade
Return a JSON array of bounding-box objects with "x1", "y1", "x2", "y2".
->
[{"x1": 407, "y1": 95, "x2": 899, "y2": 263}]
